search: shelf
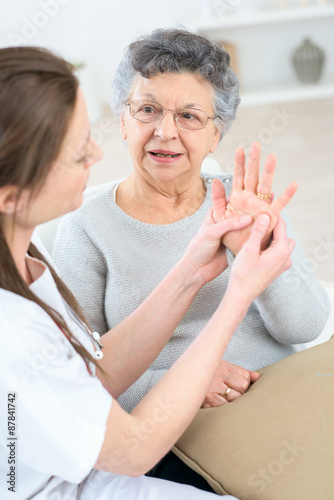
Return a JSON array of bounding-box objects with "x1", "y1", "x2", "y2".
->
[
  {"x1": 194, "y1": 4, "x2": 334, "y2": 32},
  {"x1": 240, "y1": 80, "x2": 334, "y2": 107},
  {"x1": 189, "y1": 4, "x2": 334, "y2": 107}
]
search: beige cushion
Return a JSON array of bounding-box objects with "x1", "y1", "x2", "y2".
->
[{"x1": 173, "y1": 336, "x2": 334, "y2": 499}]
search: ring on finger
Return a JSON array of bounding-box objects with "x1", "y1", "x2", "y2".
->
[
  {"x1": 256, "y1": 191, "x2": 272, "y2": 203},
  {"x1": 220, "y1": 386, "x2": 231, "y2": 400}
]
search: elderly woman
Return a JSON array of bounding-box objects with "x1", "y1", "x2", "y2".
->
[{"x1": 53, "y1": 28, "x2": 329, "y2": 490}]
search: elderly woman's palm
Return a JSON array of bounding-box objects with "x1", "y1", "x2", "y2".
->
[
  {"x1": 222, "y1": 187, "x2": 275, "y2": 254},
  {"x1": 212, "y1": 145, "x2": 298, "y2": 255}
]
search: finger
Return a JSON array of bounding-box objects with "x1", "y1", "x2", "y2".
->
[
  {"x1": 222, "y1": 369, "x2": 252, "y2": 394},
  {"x1": 207, "y1": 214, "x2": 252, "y2": 241},
  {"x1": 202, "y1": 396, "x2": 229, "y2": 408},
  {"x1": 271, "y1": 181, "x2": 298, "y2": 215},
  {"x1": 232, "y1": 147, "x2": 245, "y2": 190},
  {"x1": 211, "y1": 178, "x2": 227, "y2": 222},
  {"x1": 271, "y1": 218, "x2": 296, "y2": 264},
  {"x1": 226, "y1": 377, "x2": 250, "y2": 395},
  {"x1": 244, "y1": 213, "x2": 270, "y2": 252},
  {"x1": 249, "y1": 370, "x2": 261, "y2": 383},
  {"x1": 271, "y1": 215, "x2": 287, "y2": 241},
  {"x1": 219, "y1": 386, "x2": 241, "y2": 402},
  {"x1": 256, "y1": 153, "x2": 276, "y2": 197},
  {"x1": 268, "y1": 216, "x2": 289, "y2": 251},
  {"x1": 244, "y1": 142, "x2": 261, "y2": 192},
  {"x1": 270, "y1": 217, "x2": 295, "y2": 256}
]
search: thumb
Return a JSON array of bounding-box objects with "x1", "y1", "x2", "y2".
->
[
  {"x1": 245, "y1": 213, "x2": 270, "y2": 252},
  {"x1": 206, "y1": 214, "x2": 252, "y2": 242},
  {"x1": 211, "y1": 178, "x2": 227, "y2": 222},
  {"x1": 249, "y1": 370, "x2": 261, "y2": 383}
]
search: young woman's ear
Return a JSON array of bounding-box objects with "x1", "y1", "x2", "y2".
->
[{"x1": 0, "y1": 186, "x2": 27, "y2": 214}]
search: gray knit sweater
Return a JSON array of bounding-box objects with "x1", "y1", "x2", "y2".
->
[{"x1": 53, "y1": 173, "x2": 330, "y2": 412}]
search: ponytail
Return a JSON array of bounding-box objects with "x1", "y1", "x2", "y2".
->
[{"x1": 0, "y1": 47, "x2": 106, "y2": 376}]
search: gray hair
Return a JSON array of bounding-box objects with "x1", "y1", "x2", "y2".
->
[{"x1": 111, "y1": 28, "x2": 240, "y2": 138}]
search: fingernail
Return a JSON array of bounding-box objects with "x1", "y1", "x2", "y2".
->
[
  {"x1": 258, "y1": 214, "x2": 270, "y2": 225},
  {"x1": 250, "y1": 147, "x2": 256, "y2": 157}
]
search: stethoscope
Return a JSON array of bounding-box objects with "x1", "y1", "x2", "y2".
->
[
  {"x1": 90, "y1": 331, "x2": 104, "y2": 360},
  {"x1": 61, "y1": 298, "x2": 104, "y2": 360}
]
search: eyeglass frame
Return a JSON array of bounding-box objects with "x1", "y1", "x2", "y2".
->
[{"x1": 123, "y1": 100, "x2": 219, "y2": 131}]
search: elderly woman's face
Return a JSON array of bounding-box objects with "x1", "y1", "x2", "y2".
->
[{"x1": 120, "y1": 72, "x2": 221, "y2": 185}]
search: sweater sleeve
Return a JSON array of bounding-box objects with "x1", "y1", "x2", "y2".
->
[
  {"x1": 252, "y1": 210, "x2": 330, "y2": 344},
  {"x1": 53, "y1": 216, "x2": 108, "y2": 336}
]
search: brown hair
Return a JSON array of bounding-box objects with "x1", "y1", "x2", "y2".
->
[{"x1": 0, "y1": 46, "x2": 101, "y2": 373}]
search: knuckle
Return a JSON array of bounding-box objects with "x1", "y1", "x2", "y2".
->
[
  {"x1": 253, "y1": 227, "x2": 265, "y2": 239},
  {"x1": 205, "y1": 393, "x2": 215, "y2": 404},
  {"x1": 240, "y1": 379, "x2": 250, "y2": 393}
]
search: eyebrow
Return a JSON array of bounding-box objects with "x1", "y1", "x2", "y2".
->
[
  {"x1": 141, "y1": 93, "x2": 201, "y2": 109},
  {"x1": 142, "y1": 93, "x2": 158, "y2": 101}
]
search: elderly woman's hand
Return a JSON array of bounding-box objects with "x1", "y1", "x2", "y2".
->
[
  {"x1": 201, "y1": 359, "x2": 260, "y2": 408},
  {"x1": 212, "y1": 143, "x2": 298, "y2": 256}
]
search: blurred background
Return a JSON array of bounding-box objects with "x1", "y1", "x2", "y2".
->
[{"x1": 1, "y1": 0, "x2": 333, "y2": 281}]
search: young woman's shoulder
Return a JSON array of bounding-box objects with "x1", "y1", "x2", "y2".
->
[
  {"x1": 0, "y1": 289, "x2": 60, "y2": 345},
  {"x1": 0, "y1": 287, "x2": 42, "y2": 319}
]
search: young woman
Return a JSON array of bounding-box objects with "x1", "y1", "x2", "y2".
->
[{"x1": 0, "y1": 46, "x2": 294, "y2": 500}]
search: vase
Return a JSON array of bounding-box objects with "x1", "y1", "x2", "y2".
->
[{"x1": 292, "y1": 38, "x2": 325, "y2": 84}]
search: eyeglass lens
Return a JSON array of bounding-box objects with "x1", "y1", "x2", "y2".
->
[{"x1": 128, "y1": 101, "x2": 209, "y2": 130}]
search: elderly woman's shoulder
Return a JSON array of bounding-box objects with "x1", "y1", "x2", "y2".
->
[
  {"x1": 62, "y1": 179, "x2": 121, "y2": 228},
  {"x1": 83, "y1": 179, "x2": 121, "y2": 210},
  {"x1": 83, "y1": 179, "x2": 120, "y2": 205},
  {"x1": 201, "y1": 171, "x2": 233, "y2": 191}
]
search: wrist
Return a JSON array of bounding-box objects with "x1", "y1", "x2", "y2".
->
[
  {"x1": 174, "y1": 256, "x2": 207, "y2": 292},
  {"x1": 222, "y1": 283, "x2": 253, "y2": 319}
]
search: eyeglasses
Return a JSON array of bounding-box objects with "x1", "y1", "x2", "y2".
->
[{"x1": 124, "y1": 100, "x2": 218, "y2": 131}]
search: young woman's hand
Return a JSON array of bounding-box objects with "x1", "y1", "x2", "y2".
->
[
  {"x1": 227, "y1": 213, "x2": 295, "y2": 304},
  {"x1": 212, "y1": 143, "x2": 298, "y2": 255},
  {"x1": 182, "y1": 208, "x2": 252, "y2": 286}
]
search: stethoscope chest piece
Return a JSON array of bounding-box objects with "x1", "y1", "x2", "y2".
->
[
  {"x1": 91, "y1": 331, "x2": 104, "y2": 360},
  {"x1": 93, "y1": 350, "x2": 104, "y2": 360}
]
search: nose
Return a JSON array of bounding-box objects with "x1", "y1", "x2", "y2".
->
[{"x1": 154, "y1": 109, "x2": 179, "y2": 142}]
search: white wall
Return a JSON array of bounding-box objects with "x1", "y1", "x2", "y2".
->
[
  {"x1": 1, "y1": 0, "x2": 333, "y2": 120},
  {"x1": 0, "y1": 0, "x2": 208, "y2": 121}
]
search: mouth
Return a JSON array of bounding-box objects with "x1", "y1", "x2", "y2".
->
[{"x1": 149, "y1": 150, "x2": 183, "y2": 160}]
